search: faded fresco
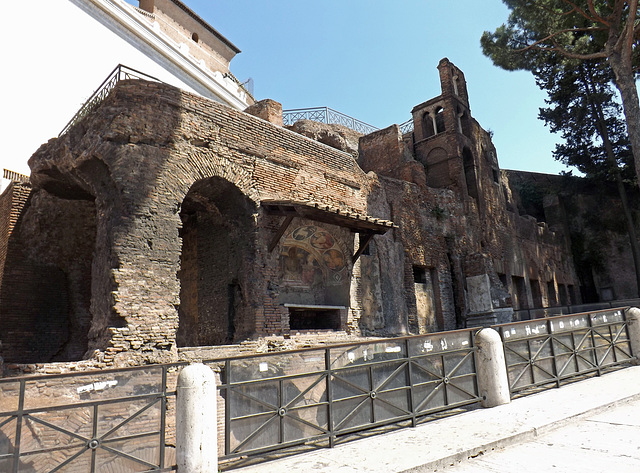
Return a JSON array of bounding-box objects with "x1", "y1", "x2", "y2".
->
[{"x1": 281, "y1": 225, "x2": 348, "y2": 288}]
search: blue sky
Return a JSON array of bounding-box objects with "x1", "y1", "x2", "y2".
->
[
  {"x1": 1, "y1": 1, "x2": 570, "y2": 178},
  {"x1": 184, "y1": 0, "x2": 571, "y2": 175}
]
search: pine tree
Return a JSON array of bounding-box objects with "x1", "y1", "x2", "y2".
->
[
  {"x1": 536, "y1": 56, "x2": 640, "y2": 295},
  {"x1": 481, "y1": 1, "x2": 640, "y2": 187}
]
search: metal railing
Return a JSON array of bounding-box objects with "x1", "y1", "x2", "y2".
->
[
  {"x1": 0, "y1": 364, "x2": 179, "y2": 472},
  {"x1": 494, "y1": 308, "x2": 635, "y2": 395},
  {"x1": 2, "y1": 308, "x2": 634, "y2": 469},
  {"x1": 2, "y1": 169, "x2": 29, "y2": 183},
  {"x1": 399, "y1": 118, "x2": 414, "y2": 134},
  {"x1": 58, "y1": 65, "x2": 162, "y2": 137},
  {"x1": 282, "y1": 107, "x2": 380, "y2": 135},
  {"x1": 512, "y1": 298, "x2": 640, "y2": 322},
  {"x1": 0, "y1": 329, "x2": 480, "y2": 469},
  {"x1": 212, "y1": 329, "x2": 480, "y2": 460}
]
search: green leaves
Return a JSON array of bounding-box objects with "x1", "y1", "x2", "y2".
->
[{"x1": 481, "y1": 0, "x2": 640, "y2": 185}]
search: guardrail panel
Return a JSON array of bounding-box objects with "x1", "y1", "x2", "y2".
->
[
  {"x1": 0, "y1": 366, "x2": 172, "y2": 473},
  {"x1": 226, "y1": 372, "x2": 328, "y2": 454},
  {"x1": 497, "y1": 308, "x2": 635, "y2": 395},
  {"x1": 408, "y1": 330, "x2": 478, "y2": 414},
  {"x1": 590, "y1": 309, "x2": 633, "y2": 367}
]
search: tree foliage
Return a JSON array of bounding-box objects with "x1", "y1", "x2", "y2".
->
[
  {"x1": 536, "y1": 57, "x2": 634, "y2": 181},
  {"x1": 481, "y1": 0, "x2": 640, "y2": 185}
]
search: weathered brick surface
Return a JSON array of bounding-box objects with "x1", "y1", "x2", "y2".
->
[
  {"x1": 506, "y1": 170, "x2": 640, "y2": 302},
  {"x1": 2, "y1": 58, "x2": 635, "y2": 372},
  {"x1": 245, "y1": 99, "x2": 283, "y2": 126},
  {"x1": 9, "y1": 79, "x2": 380, "y2": 366},
  {"x1": 0, "y1": 181, "x2": 30, "y2": 279},
  {"x1": 362, "y1": 58, "x2": 580, "y2": 326}
]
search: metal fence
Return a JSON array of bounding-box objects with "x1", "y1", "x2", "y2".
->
[
  {"x1": 399, "y1": 118, "x2": 414, "y2": 134},
  {"x1": 58, "y1": 65, "x2": 162, "y2": 137},
  {"x1": 212, "y1": 329, "x2": 480, "y2": 459},
  {"x1": 494, "y1": 308, "x2": 635, "y2": 394},
  {"x1": 0, "y1": 364, "x2": 179, "y2": 472},
  {"x1": 512, "y1": 298, "x2": 640, "y2": 322},
  {"x1": 2, "y1": 308, "x2": 635, "y2": 470},
  {"x1": 282, "y1": 107, "x2": 380, "y2": 135},
  {"x1": 0, "y1": 329, "x2": 480, "y2": 470}
]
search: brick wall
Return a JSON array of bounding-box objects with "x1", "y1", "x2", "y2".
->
[
  {"x1": 0, "y1": 182, "x2": 31, "y2": 281},
  {"x1": 19, "y1": 79, "x2": 381, "y2": 366},
  {"x1": 1, "y1": 189, "x2": 95, "y2": 364},
  {"x1": 1, "y1": 59, "x2": 602, "y2": 371}
]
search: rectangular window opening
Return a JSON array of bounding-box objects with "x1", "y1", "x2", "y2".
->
[
  {"x1": 288, "y1": 307, "x2": 342, "y2": 331},
  {"x1": 413, "y1": 266, "x2": 427, "y2": 284}
]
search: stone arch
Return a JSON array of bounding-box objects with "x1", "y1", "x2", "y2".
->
[{"x1": 176, "y1": 176, "x2": 258, "y2": 347}]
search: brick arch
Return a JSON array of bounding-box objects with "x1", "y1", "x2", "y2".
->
[
  {"x1": 424, "y1": 147, "x2": 453, "y2": 188},
  {"x1": 426, "y1": 146, "x2": 449, "y2": 164},
  {"x1": 166, "y1": 153, "x2": 260, "y2": 209},
  {"x1": 176, "y1": 175, "x2": 259, "y2": 347}
]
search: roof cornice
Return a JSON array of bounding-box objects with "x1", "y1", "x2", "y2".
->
[{"x1": 75, "y1": 0, "x2": 249, "y2": 110}]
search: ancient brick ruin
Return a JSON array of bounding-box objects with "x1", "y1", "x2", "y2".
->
[{"x1": 1, "y1": 58, "x2": 638, "y2": 370}]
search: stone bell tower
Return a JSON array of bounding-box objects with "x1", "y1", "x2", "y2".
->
[{"x1": 411, "y1": 58, "x2": 477, "y2": 198}]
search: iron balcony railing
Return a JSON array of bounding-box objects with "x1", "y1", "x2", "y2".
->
[
  {"x1": 282, "y1": 107, "x2": 380, "y2": 135},
  {"x1": 399, "y1": 118, "x2": 414, "y2": 134},
  {"x1": 494, "y1": 308, "x2": 635, "y2": 395},
  {"x1": 58, "y1": 65, "x2": 162, "y2": 137},
  {"x1": 58, "y1": 65, "x2": 256, "y2": 138},
  {"x1": 3, "y1": 169, "x2": 29, "y2": 184}
]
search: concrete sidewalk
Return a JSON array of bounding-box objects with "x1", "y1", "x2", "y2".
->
[{"x1": 230, "y1": 365, "x2": 640, "y2": 472}]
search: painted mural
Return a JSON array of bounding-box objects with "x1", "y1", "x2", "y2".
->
[{"x1": 281, "y1": 225, "x2": 347, "y2": 288}]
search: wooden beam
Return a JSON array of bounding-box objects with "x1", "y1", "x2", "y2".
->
[
  {"x1": 261, "y1": 200, "x2": 396, "y2": 234},
  {"x1": 268, "y1": 215, "x2": 294, "y2": 252},
  {"x1": 352, "y1": 233, "x2": 374, "y2": 264}
]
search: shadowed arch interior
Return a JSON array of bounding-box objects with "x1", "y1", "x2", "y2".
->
[{"x1": 177, "y1": 177, "x2": 257, "y2": 347}]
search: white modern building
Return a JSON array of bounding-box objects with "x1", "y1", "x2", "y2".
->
[{"x1": 1, "y1": 0, "x2": 252, "y2": 188}]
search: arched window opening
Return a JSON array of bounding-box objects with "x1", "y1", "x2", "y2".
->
[
  {"x1": 458, "y1": 108, "x2": 471, "y2": 138},
  {"x1": 422, "y1": 112, "x2": 435, "y2": 139},
  {"x1": 191, "y1": 32, "x2": 199, "y2": 43},
  {"x1": 435, "y1": 107, "x2": 446, "y2": 134}
]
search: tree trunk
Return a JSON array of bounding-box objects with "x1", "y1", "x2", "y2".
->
[
  {"x1": 601, "y1": 125, "x2": 640, "y2": 297},
  {"x1": 586, "y1": 70, "x2": 640, "y2": 297},
  {"x1": 610, "y1": 61, "x2": 640, "y2": 187},
  {"x1": 606, "y1": 1, "x2": 640, "y2": 189}
]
